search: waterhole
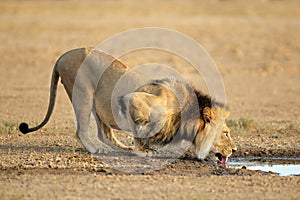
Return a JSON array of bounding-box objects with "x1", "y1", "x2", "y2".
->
[{"x1": 228, "y1": 157, "x2": 300, "y2": 176}]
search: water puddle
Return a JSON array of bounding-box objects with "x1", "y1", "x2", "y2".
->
[{"x1": 228, "y1": 157, "x2": 300, "y2": 176}]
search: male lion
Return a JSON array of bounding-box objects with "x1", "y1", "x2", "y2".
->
[{"x1": 19, "y1": 47, "x2": 236, "y2": 163}]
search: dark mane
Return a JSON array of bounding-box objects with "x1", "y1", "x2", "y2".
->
[{"x1": 193, "y1": 88, "x2": 226, "y2": 110}]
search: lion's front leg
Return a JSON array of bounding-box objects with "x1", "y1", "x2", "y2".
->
[
  {"x1": 134, "y1": 137, "x2": 147, "y2": 152},
  {"x1": 101, "y1": 121, "x2": 134, "y2": 152},
  {"x1": 133, "y1": 137, "x2": 157, "y2": 156}
]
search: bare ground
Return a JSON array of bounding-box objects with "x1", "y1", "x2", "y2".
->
[{"x1": 1, "y1": 0, "x2": 300, "y2": 199}]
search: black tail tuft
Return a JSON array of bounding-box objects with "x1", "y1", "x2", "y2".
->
[{"x1": 19, "y1": 123, "x2": 29, "y2": 134}]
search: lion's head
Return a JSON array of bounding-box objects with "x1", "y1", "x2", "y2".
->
[
  {"x1": 193, "y1": 106, "x2": 236, "y2": 163},
  {"x1": 211, "y1": 123, "x2": 237, "y2": 164}
]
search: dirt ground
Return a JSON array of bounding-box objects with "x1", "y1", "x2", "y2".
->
[{"x1": 1, "y1": 0, "x2": 300, "y2": 199}]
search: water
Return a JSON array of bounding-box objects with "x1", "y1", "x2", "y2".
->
[{"x1": 228, "y1": 157, "x2": 300, "y2": 176}]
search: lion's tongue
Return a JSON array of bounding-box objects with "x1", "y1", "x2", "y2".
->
[{"x1": 220, "y1": 156, "x2": 228, "y2": 164}]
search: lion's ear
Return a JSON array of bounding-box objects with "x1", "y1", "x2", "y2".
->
[{"x1": 203, "y1": 107, "x2": 212, "y2": 123}]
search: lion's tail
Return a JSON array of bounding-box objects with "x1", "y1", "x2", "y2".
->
[{"x1": 19, "y1": 62, "x2": 60, "y2": 134}]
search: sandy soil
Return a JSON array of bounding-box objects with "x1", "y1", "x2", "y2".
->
[{"x1": 1, "y1": 0, "x2": 300, "y2": 199}]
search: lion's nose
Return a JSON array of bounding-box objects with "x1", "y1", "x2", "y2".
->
[{"x1": 232, "y1": 148, "x2": 237, "y2": 153}]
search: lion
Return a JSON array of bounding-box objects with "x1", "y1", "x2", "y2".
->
[{"x1": 19, "y1": 47, "x2": 236, "y2": 163}]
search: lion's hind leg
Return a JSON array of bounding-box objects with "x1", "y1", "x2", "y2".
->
[{"x1": 73, "y1": 90, "x2": 100, "y2": 153}]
